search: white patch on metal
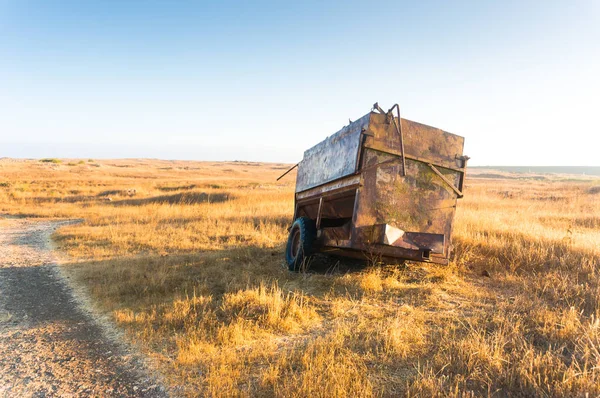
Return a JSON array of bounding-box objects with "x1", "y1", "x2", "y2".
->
[{"x1": 295, "y1": 113, "x2": 371, "y2": 193}]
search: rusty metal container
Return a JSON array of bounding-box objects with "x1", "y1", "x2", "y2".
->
[{"x1": 284, "y1": 103, "x2": 468, "y2": 270}]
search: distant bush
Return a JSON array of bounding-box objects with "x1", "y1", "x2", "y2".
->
[
  {"x1": 78, "y1": 160, "x2": 85, "y2": 164},
  {"x1": 88, "y1": 159, "x2": 94, "y2": 162},
  {"x1": 588, "y1": 186, "x2": 600, "y2": 194},
  {"x1": 0, "y1": 182, "x2": 10, "y2": 188},
  {"x1": 67, "y1": 162, "x2": 77, "y2": 166},
  {"x1": 40, "y1": 158, "x2": 62, "y2": 164}
]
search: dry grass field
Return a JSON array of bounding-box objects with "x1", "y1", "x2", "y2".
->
[{"x1": 1, "y1": 158, "x2": 599, "y2": 397}]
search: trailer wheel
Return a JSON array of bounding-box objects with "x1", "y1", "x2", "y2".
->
[{"x1": 285, "y1": 217, "x2": 316, "y2": 272}]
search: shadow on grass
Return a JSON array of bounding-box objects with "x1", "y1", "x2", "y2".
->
[
  {"x1": 29, "y1": 195, "x2": 96, "y2": 204},
  {"x1": 110, "y1": 192, "x2": 233, "y2": 206},
  {"x1": 152, "y1": 215, "x2": 293, "y2": 229},
  {"x1": 304, "y1": 253, "x2": 368, "y2": 275},
  {"x1": 156, "y1": 184, "x2": 198, "y2": 192},
  {"x1": 58, "y1": 243, "x2": 446, "y2": 322}
]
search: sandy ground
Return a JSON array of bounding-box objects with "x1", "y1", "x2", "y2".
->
[{"x1": 0, "y1": 218, "x2": 168, "y2": 397}]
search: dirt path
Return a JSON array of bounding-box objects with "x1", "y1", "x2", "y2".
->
[{"x1": 0, "y1": 218, "x2": 168, "y2": 397}]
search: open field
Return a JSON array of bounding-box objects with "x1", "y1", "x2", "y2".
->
[
  {"x1": 1, "y1": 158, "x2": 600, "y2": 397},
  {"x1": 470, "y1": 166, "x2": 600, "y2": 177}
]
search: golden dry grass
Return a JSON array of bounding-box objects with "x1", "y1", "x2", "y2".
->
[{"x1": 1, "y1": 158, "x2": 599, "y2": 397}]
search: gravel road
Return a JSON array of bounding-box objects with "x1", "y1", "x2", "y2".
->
[{"x1": 0, "y1": 218, "x2": 168, "y2": 397}]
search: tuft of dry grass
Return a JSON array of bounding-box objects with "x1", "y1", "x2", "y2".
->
[{"x1": 1, "y1": 158, "x2": 599, "y2": 396}]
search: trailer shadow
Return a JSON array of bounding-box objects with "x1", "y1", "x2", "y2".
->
[
  {"x1": 56, "y1": 242, "x2": 444, "y2": 323},
  {"x1": 303, "y1": 254, "x2": 368, "y2": 275}
]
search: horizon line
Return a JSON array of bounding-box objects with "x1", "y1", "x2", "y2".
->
[{"x1": 2, "y1": 157, "x2": 600, "y2": 169}]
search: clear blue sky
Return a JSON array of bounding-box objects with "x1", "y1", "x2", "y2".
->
[{"x1": 1, "y1": 1, "x2": 598, "y2": 165}]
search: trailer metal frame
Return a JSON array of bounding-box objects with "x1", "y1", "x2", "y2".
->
[{"x1": 286, "y1": 103, "x2": 468, "y2": 267}]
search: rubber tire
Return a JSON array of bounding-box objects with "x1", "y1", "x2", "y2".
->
[{"x1": 285, "y1": 217, "x2": 316, "y2": 272}]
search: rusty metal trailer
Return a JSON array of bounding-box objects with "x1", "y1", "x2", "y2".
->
[{"x1": 284, "y1": 103, "x2": 469, "y2": 271}]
